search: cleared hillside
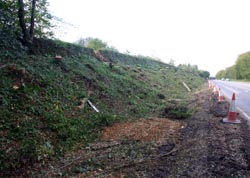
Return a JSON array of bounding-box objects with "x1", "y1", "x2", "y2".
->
[{"x1": 0, "y1": 39, "x2": 205, "y2": 176}]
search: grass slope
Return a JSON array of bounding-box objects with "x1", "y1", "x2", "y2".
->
[{"x1": 0, "y1": 40, "x2": 205, "y2": 176}]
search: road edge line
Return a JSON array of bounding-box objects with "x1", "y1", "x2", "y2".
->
[
  {"x1": 219, "y1": 89, "x2": 250, "y2": 122},
  {"x1": 237, "y1": 107, "x2": 250, "y2": 122}
]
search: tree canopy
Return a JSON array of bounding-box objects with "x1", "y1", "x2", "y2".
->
[
  {"x1": 0, "y1": 0, "x2": 53, "y2": 52},
  {"x1": 75, "y1": 37, "x2": 118, "y2": 51},
  {"x1": 178, "y1": 63, "x2": 210, "y2": 79},
  {"x1": 235, "y1": 52, "x2": 250, "y2": 80},
  {"x1": 215, "y1": 51, "x2": 250, "y2": 81}
]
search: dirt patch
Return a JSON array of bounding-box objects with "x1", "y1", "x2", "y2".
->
[
  {"x1": 33, "y1": 86, "x2": 250, "y2": 178},
  {"x1": 137, "y1": 89, "x2": 250, "y2": 178},
  {"x1": 210, "y1": 93, "x2": 229, "y2": 117},
  {"x1": 94, "y1": 51, "x2": 110, "y2": 63},
  {"x1": 34, "y1": 118, "x2": 184, "y2": 177},
  {"x1": 83, "y1": 88, "x2": 250, "y2": 177},
  {"x1": 101, "y1": 118, "x2": 184, "y2": 143}
]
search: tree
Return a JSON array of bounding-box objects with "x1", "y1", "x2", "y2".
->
[
  {"x1": 0, "y1": 0, "x2": 53, "y2": 56},
  {"x1": 17, "y1": 0, "x2": 53, "y2": 47},
  {"x1": 224, "y1": 66, "x2": 237, "y2": 79},
  {"x1": 32, "y1": 0, "x2": 53, "y2": 38},
  {"x1": 18, "y1": 0, "x2": 35, "y2": 47},
  {"x1": 0, "y1": 0, "x2": 54, "y2": 50},
  {"x1": 235, "y1": 52, "x2": 250, "y2": 80},
  {"x1": 75, "y1": 37, "x2": 118, "y2": 52},
  {"x1": 216, "y1": 70, "x2": 225, "y2": 79},
  {"x1": 199, "y1": 70, "x2": 210, "y2": 79},
  {"x1": 86, "y1": 38, "x2": 108, "y2": 50}
]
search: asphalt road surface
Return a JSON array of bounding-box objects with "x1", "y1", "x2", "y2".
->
[{"x1": 211, "y1": 80, "x2": 250, "y2": 121}]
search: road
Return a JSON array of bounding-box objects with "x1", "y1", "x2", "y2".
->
[{"x1": 211, "y1": 80, "x2": 250, "y2": 120}]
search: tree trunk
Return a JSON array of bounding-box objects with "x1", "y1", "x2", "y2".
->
[
  {"x1": 18, "y1": 0, "x2": 31, "y2": 45},
  {"x1": 29, "y1": 0, "x2": 36, "y2": 40},
  {"x1": 18, "y1": 0, "x2": 37, "y2": 53}
]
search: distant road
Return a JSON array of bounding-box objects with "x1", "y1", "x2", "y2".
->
[{"x1": 212, "y1": 80, "x2": 250, "y2": 120}]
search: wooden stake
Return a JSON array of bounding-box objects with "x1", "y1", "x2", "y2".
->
[
  {"x1": 87, "y1": 100, "x2": 99, "y2": 113},
  {"x1": 182, "y1": 82, "x2": 191, "y2": 92}
]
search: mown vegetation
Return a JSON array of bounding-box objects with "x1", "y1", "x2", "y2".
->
[
  {"x1": 0, "y1": 39, "x2": 207, "y2": 175},
  {"x1": 216, "y1": 51, "x2": 250, "y2": 81},
  {"x1": 0, "y1": 1, "x2": 208, "y2": 177}
]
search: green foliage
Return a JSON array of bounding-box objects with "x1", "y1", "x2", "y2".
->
[
  {"x1": 17, "y1": 0, "x2": 54, "y2": 39},
  {"x1": 178, "y1": 63, "x2": 198, "y2": 73},
  {"x1": 75, "y1": 37, "x2": 118, "y2": 52},
  {"x1": 225, "y1": 66, "x2": 237, "y2": 79},
  {"x1": 0, "y1": 0, "x2": 18, "y2": 31},
  {"x1": 85, "y1": 38, "x2": 108, "y2": 51},
  {"x1": 215, "y1": 51, "x2": 250, "y2": 81},
  {"x1": 235, "y1": 52, "x2": 250, "y2": 80},
  {"x1": 98, "y1": 49, "x2": 171, "y2": 69},
  {"x1": 216, "y1": 65, "x2": 237, "y2": 80},
  {"x1": 32, "y1": 0, "x2": 54, "y2": 38},
  {"x1": 31, "y1": 38, "x2": 95, "y2": 56},
  {"x1": 0, "y1": 1, "x2": 27, "y2": 58},
  {"x1": 0, "y1": 0, "x2": 53, "y2": 53},
  {"x1": 216, "y1": 69, "x2": 225, "y2": 79},
  {"x1": 0, "y1": 39, "x2": 205, "y2": 177},
  {"x1": 163, "y1": 102, "x2": 193, "y2": 119},
  {"x1": 198, "y1": 70, "x2": 210, "y2": 79},
  {"x1": 177, "y1": 63, "x2": 210, "y2": 79},
  {"x1": 0, "y1": 30, "x2": 28, "y2": 59}
]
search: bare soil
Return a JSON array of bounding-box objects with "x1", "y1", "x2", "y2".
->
[
  {"x1": 37, "y1": 88, "x2": 250, "y2": 178},
  {"x1": 100, "y1": 118, "x2": 183, "y2": 144}
]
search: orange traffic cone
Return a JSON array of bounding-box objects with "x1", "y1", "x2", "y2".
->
[
  {"x1": 213, "y1": 86, "x2": 218, "y2": 95},
  {"x1": 208, "y1": 80, "x2": 212, "y2": 89},
  {"x1": 222, "y1": 93, "x2": 241, "y2": 124},
  {"x1": 218, "y1": 88, "x2": 224, "y2": 102}
]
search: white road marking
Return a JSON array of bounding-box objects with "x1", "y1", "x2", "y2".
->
[
  {"x1": 221, "y1": 84, "x2": 238, "y2": 94},
  {"x1": 237, "y1": 107, "x2": 250, "y2": 121},
  {"x1": 215, "y1": 80, "x2": 250, "y2": 122}
]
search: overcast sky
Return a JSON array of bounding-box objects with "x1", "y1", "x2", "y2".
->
[{"x1": 48, "y1": 0, "x2": 250, "y2": 76}]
